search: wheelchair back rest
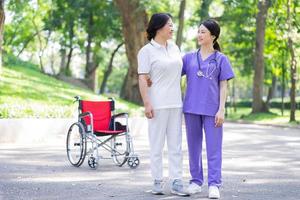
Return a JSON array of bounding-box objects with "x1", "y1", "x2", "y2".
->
[{"x1": 80, "y1": 100, "x2": 112, "y2": 131}]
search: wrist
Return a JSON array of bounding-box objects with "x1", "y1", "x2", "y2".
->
[
  {"x1": 218, "y1": 107, "x2": 225, "y2": 112},
  {"x1": 144, "y1": 101, "x2": 151, "y2": 107}
]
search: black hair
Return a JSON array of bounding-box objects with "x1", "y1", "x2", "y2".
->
[
  {"x1": 200, "y1": 19, "x2": 221, "y2": 51},
  {"x1": 146, "y1": 13, "x2": 172, "y2": 41}
]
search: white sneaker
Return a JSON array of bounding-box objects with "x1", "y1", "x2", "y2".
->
[
  {"x1": 208, "y1": 186, "x2": 220, "y2": 199},
  {"x1": 170, "y1": 179, "x2": 190, "y2": 197},
  {"x1": 151, "y1": 180, "x2": 164, "y2": 195},
  {"x1": 187, "y1": 182, "x2": 202, "y2": 194}
]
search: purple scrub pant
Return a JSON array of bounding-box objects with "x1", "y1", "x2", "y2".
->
[{"x1": 184, "y1": 113, "x2": 223, "y2": 187}]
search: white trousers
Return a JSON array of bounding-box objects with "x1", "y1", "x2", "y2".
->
[{"x1": 148, "y1": 108, "x2": 183, "y2": 181}]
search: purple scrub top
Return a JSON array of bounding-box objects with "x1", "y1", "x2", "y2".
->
[{"x1": 182, "y1": 50, "x2": 235, "y2": 116}]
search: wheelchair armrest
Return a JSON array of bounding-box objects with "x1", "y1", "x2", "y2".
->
[
  {"x1": 79, "y1": 111, "x2": 93, "y2": 132},
  {"x1": 79, "y1": 111, "x2": 93, "y2": 119},
  {"x1": 111, "y1": 113, "x2": 129, "y2": 131},
  {"x1": 113, "y1": 112, "x2": 128, "y2": 118}
]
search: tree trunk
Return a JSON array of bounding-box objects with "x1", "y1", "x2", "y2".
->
[
  {"x1": 85, "y1": 46, "x2": 102, "y2": 91},
  {"x1": 114, "y1": 0, "x2": 148, "y2": 104},
  {"x1": 176, "y1": 0, "x2": 185, "y2": 49},
  {"x1": 85, "y1": 11, "x2": 94, "y2": 81},
  {"x1": 32, "y1": 15, "x2": 49, "y2": 74},
  {"x1": 266, "y1": 75, "x2": 277, "y2": 107},
  {"x1": 0, "y1": 0, "x2": 5, "y2": 74},
  {"x1": 251, "y1": 0, "x2": 270, "y2": 113},
  {"x1": 99, "y1": 42, "x2": 124, "y2": 94},
  {"x1": 59, "y1": 48, "x2": 66, "y2": 74},
  {"x1": 86, "y1": 67, "x2": 96, "y2": 91},
  {"x1": 65, "y1": 21, "x2": 74, "y2": 76},
  {"x1": 287, "y1": 0, "x2": 297, "y2": 122},
  {"x1": 281, "y1": 49, "x2": 286, "y2": 116}
]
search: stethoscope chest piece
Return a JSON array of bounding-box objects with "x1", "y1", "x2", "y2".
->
[
  {"x1": 197, "y1": 70, "x2": 204, "y2": 77},
  {"x1": 196, "y1": 49, "x2": 218, "y2": 79}
]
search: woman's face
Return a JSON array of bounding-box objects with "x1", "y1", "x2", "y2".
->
[
  {"x1": 157, "y1": 18, "x2": 174, "y2": 40},
  {"x1": 197, "y1": 24, "x2": 215, "y2": 46}
]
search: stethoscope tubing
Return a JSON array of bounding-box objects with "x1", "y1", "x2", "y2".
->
[{"x1": 196, "y1": 49, "x2": 218, "y2": 78}]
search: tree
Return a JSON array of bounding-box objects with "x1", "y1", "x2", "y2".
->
[
  {"x1": 114, "y1": 0, "x2": 148, "y2": 104},
  {"x1": 32, "y1": 1, "x2": 52, "y2": 74},
  {"x1": 4, "y1": 0, "x2": 53, "y2": 73},
  {"x1": 287, "y1": 0, "x2": 297, "y2": 122},
  {"x1": 0, "y1": 0, "x2": 4, "y2": 74},
  {"x1": 252, "y1": 0, "x2": 271, "y2": 113},
  {"x1": 4, "y1": 1, "x2": 37, "y2": 57},
  {"x1": 199, "y1": 0, "x2": 213, "y2": 21},
  {"x1": 176, "y1": 0, "x2": 186, "y2": 49},
  {"x1": 80, "y1": 0, "x2": 122, "y2": 90},
  {"x1": 99, "y1": 42, "x2": 123, "y2": 94},
  {"x1": 47, "y1": 0, "x2": 82, "y2": 76}
]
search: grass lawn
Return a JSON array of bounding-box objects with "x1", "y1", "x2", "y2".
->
[
  {"x1": 226, "y1": 106, "x2": 300, "y2": 126},
  {"x1": 0, "y1": 63, "x2": 142, "y2": 118}
]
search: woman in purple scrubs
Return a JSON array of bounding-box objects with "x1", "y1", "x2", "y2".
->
[{"x1": 182, "y1": 19, "x2": 234, "y2": 199}]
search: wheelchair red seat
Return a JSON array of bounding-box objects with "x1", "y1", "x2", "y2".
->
[
  {"x1": 80, "y1": 100, "x2": 126, "y2": 136},
  {"x1": 66, "y1": 96, "x2": 139, "y2": 169}
]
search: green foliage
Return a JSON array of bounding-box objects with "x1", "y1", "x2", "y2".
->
[
  {"x1": 140, "y1": 0, "x2": 180, "y2": 16},
  {"x1": 4, "y1": 1, "x2": 40, "y2": 54},
  {"x1": 3, "y1": 53, "x2": 39, "y2": 71},
  {"x1": 220, "y1": 0, "x2": 257, "y2": 74},
  {"x1": 2, "y1": 0, "x2": 299, "y2": 119},
  {"x1": 0, "y1": 55, "x2": 141, "y2": 118},
  {"x1": 46, "y1": 0, "x2": 82, "y2": 49}
]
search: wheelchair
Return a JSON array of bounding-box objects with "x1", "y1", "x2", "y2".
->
[{"x1": 66, "y1": 96, "x2": 140, "y2": 169}]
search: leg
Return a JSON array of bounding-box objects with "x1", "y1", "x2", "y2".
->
[
  {"x1": 184, "y1": 113, "x2": 204, "y2": 186},
  {"x1": 166, "y1": 108, "x2": 190, "y2": 197},
  {"x1": 148, "y1": 109, "x2": 168, "y2": 181},
  {"x1": 203, "y1": 115, "x2": 223, "y2": 187},
  {"x1": 166, "y1": 108, "x2": 183, "y2": 181}
]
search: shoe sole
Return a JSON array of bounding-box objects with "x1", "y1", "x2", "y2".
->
[
  {"x1": 171, "y1": 190, "x2": 190, "y2": 197},
  {"x1": 188, "y1": 189, "x2": 202, "y2": 195},
  {"x1": 151, "y1": 191, "x2": 164, "y2": 195},
  {"x1": 208, "y1": 195, "x2": 220, "y2": 199}
]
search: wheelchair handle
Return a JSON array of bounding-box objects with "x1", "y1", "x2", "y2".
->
[{"x1": 74, "y1": 96, "x2": 81, "y2": 103}]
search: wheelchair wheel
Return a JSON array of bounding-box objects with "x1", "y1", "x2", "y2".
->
[
  {"x1": 127, "y1": 156, "x2": 140, "y2": 169},
  {"x1": 88, "y1": 156, "x2": 98, "y2": 169},
  {"x1": 66, "y1": 122, "x2": 87, "y2": 167},
  {"x1": 111, "y1": 134, "x2": 129, "y2": 167}
]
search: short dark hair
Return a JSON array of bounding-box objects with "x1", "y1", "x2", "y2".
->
[
  {"x1": 146, "y1": 13, "x2": 172, "y2": 41},
  {"x1": 200, "y1": 19, "x2": 221, "y2": 51}
]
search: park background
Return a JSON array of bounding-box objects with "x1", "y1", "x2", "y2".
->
[
  {"x1": 0, "y1": 0, "x2": 299, "y2": 126},
  {"x1": 0, "y1": 1, "x2": 300, "y2": 200}
]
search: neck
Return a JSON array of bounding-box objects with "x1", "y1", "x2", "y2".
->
[
  {"x1": 200, "y1": 44, "x2": 214, "y2": 55},
  {"x1": 154, "y1": 35, "x2": 167, "y2": 47}
]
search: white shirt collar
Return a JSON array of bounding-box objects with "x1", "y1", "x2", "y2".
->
[{"x1": 150, "y1": 39, "x2": 170, "y2": 49}]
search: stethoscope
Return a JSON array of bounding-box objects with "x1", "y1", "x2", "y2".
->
[{"x1": 196, "y1": 49, "x2": 218, "y2": 79}]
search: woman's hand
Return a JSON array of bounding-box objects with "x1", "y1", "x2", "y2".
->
[
  {"x1": 146, "y1": 75, "x2": 152, "y2": 87},
  {"x1": 215, "y1": 109, "x2": 225, "y2": 127},
  {"x1": 144, "y1": 103, "x2": 154, "y2": 119}
]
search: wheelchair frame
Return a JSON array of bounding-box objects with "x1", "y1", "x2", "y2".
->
[{"x1": 66, "y1": 96, "x2": 140, "y2": 169}]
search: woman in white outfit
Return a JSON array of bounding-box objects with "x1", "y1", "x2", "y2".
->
[{"x1": 138, "y1": 13, "x2": 188, "y2": 197}]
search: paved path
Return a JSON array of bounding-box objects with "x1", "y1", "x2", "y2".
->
[{"x1": 0, "y1": 122, "x2": 299, "y2": 200}]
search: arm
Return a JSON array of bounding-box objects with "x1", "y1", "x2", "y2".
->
[
  {"x1": 139, "y1": 74, "x2": 154, "y2": 119},
  {"x1": 215, "y1": 80, "x2": 227, "y2": 127}
]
